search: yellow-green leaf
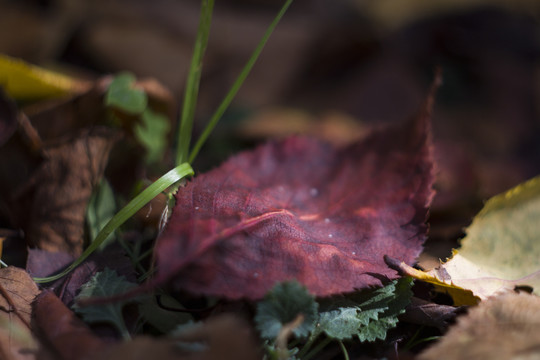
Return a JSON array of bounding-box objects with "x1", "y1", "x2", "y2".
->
[
  {"x1": 0, "y1": 54, "x2": 88, "y2": 100},
  {"x1": 388, "y1": 175, "x2": 540, "y2": 305}
]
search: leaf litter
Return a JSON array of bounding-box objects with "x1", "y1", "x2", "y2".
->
[{"x1": 1, "y1": 13, "x2": 537, "y2": 356}]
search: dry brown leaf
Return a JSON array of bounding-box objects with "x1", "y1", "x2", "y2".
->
[
  {"x1": 419, "y1": 292, "x2": 540, "y2": 360},
  {"x1": 33, "y1": 290, "x2": 107, "y2": 360},
  {"x1": 400, "y1": 297, "x2": 463, "y2": 331},
  {"x1": 0, "y1": 267, "x2": 40, "y2": 360},
  {"x1": 15, "y1": 127, "x2": 119, "y2": 255}
]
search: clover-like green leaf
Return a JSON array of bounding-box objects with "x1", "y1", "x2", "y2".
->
[
  {"x1": 105, "y1": 72, "x2": 147, "y2": 114},
  {"x1": 255, "y1": 281, "x2": 318, "y2": 340},
  {"x1": 73, "y1": 268, "x2": 139, "y2": 339},
  {"x1": 316, "y1": 277, "x2": 413, "y2": 342},
  {"x1": 134, "y1": 108, "x2": 170, "y2": 164}
]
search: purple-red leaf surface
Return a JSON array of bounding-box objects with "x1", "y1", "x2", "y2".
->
[{"x1": 155, "y1": 94, "x2": 435, "y2": 300}]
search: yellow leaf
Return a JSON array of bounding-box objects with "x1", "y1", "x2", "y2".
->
[
  {"x1": 0, "y1": 54, "x2": 88, "y2": 100},
  {"x1": 388, "y1": 175, "x2": 540, "y2": 305}
]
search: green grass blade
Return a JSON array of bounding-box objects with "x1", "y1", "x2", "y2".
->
[
  {"x1": 33, "y1": 163, "x2": 194, "y2": 283},
  {"x1": 188, "y1": 0, "x2": 294, "y2": 163},
  {"x1": 176, "y1": 0, "x2": 214, "y2": 165}
]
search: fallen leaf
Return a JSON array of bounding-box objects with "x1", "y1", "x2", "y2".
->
[
  {"x1": 400, "y1": 297, "x2": 464, "y2": 331},
  {"x1": 0, "y1": 54, "x2": 90, "y2": 100},
  {"x1": 387, "y1": 175, "x2": 540, "y2": 305},
  {"x1": 0, "y1": 267, "x2": 40, "y2": 328},
  {"x1": 33, "y1": 290, "x2": 107, "y2": 360},
  {"x1": 419, "y1": 292, "x2": 540, "y2": 360},
  {"x1": 0, "y1": 267, "x2": 40, "y2": 360},
  {"x1": 153, "y1": 82, "x2": 436, "y2": 299},
  {"x1": 15, "y1": 127, "x2": 119, "y2": 255}
]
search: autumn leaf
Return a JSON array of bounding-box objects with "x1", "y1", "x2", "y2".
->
[
  {"x1": 419, "y1": 292, "x2": 540, "y2": 360},
  {"x1": 0, "y1": 54, "x2": 90, "y2": 100},
  {"x1": 0, "y1": 267, "x2": 40, "y2": 359},
  {"x1": 152, "y1": 86, "x2": 435, "y2": 300},
  {"x1": 34, "y1": 290, "x2": 107, "y2": 360},
  {"x1": 387, "y1": 175, "x2": 540, "y2": 305}
]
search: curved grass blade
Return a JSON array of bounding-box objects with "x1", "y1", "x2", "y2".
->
[{"x1": 33, "y1": 163, "x2": 194, "y2": 283}]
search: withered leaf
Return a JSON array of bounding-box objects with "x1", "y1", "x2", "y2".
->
[
  {"x1": 33, "y1": 290, "x2": 106, "y2": 360},
  {"x1": 419, "y1": 292, "x2": 540, "y2": 360},
  {"x1": 0, "y1": 267, "x2": 40, "y2": 360},
  {"x1": 25, "y1": 127, "x2": 119, "y2": 255},
  {"x1": 154, "y1": 89, "x2": 435, "y2": 299},
  {"x1": 0, "y1": 267, "x2": 40, "y2": 328}
]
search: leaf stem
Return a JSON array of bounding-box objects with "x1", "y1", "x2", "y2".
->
[
  {"x1": 176, "y1": 0, "x2": 214, "y2": 165},
  {"x1": 296, "y1": 333, "x2": 319, "y2": 359},
  {"x1": 302, "y1": 336, "x2": 332, "y2": 360},
  {"x1": 338, "y1": 340, "x2": 350, "y2": 360},
  {"x1": 188, "y1": 0, "x2": 294, "y2": 163},
  {"x1": 111, "y1": 307, "x2": 132, "y2": 341}
]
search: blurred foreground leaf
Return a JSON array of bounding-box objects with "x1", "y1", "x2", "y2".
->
[
  {"x1": 0, "y1": 54, "x2": 88, "y2": 100},
  {"x1": 255, "y1": 281, "x2": 318, "y2": 340},
  {"x1": 104, "y1": 72, "x2": 147, "y2": 114}
]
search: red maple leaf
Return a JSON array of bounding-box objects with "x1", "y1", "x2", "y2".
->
[{"x1": 154, "y1": 91, "x2": 435, "y2": 300}]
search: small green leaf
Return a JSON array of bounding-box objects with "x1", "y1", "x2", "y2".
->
[
  {"x1": 255, "y1": 281, "x2": 318, "y2": 340},
  {"x1": 317, "y1": 277, "x2": 413, "y2": 342},
  {"x1": 86, "y1": 179, "x2": 117, "y2": 249},
  {"x1": 317, "y1": 308, "x2": 364, "y2": 340},
  {"x1": 134, "y1": 108, "x2": 170, "y2": 164},
  {"x1": 73, "y1": 268, "x2": 139, "y2": 340},
  {"x1": 105, "y1": 72, "x2": 147, "y2": 114}
]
